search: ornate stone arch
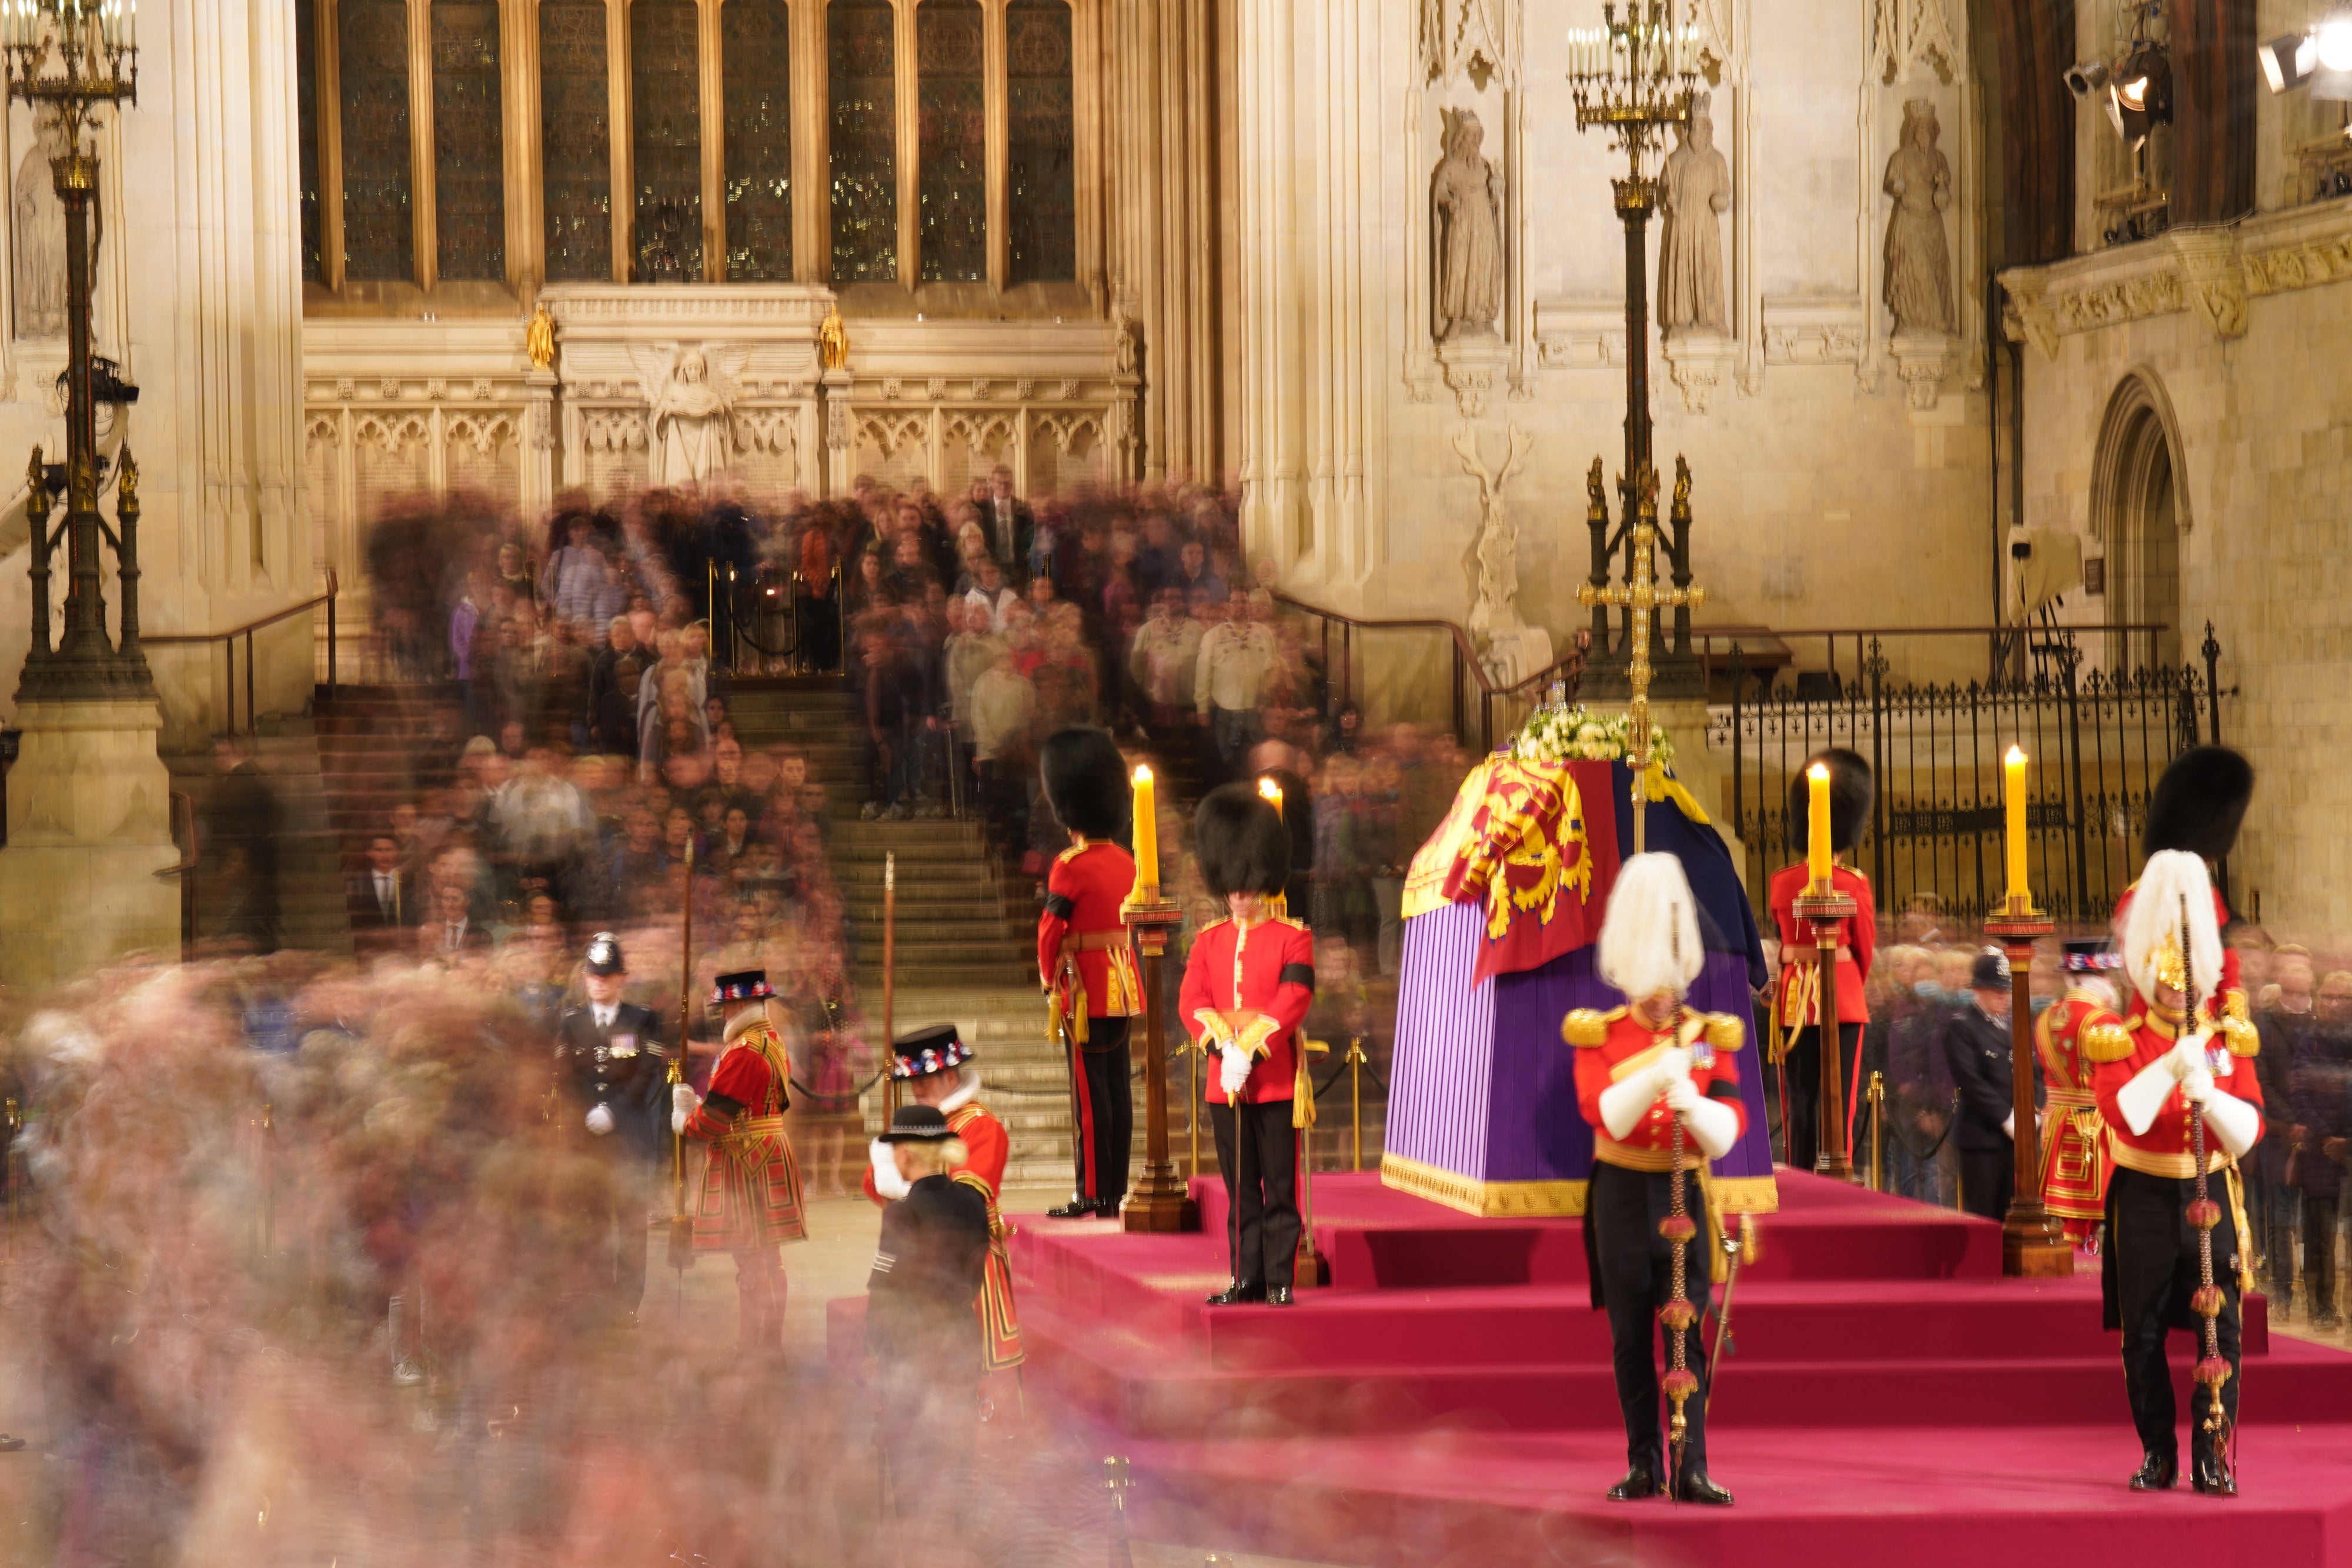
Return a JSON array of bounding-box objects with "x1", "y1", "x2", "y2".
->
[{"x1": 2090, "y1": 368, "x2": 2189, "y2": 667}]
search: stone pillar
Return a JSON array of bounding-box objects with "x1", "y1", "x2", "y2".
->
[
  {"x1": 0, "y1": 698, "x2": 178, "y2": 986},
  {"x1": 821, "y1": 366, "x2": 856, "y2": 497}
]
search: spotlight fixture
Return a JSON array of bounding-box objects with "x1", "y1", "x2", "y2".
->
[
  {"x1": 2064, "y1": 57, "x2": 2112, "y2": 99},
  {"x1": 2260, "y1": 8, "x2": 2352, "y2": 99},
  {"x1": 2110, "y1": 38, "x2": 2173, "y2": 149},
  {"x1": 2259, "y1": 32, "x2": 2316, "y2": 92}
]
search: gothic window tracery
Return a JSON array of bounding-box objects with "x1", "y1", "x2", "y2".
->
[
  {"x1": 540, "y1": 0, "x2": 613, "y2": 282},
  {"x1": 632, "y1": 0, "x2": 703, "y2": 279},
  {"x1": 1007, "y1": 0, "x2": 1074, "y2": 284},
  {"x1": 918, "y1": 0, "x2": 985, "y2": 283},
  {"x1": 433, "y1": 0, "x2": 506, "y2": 281},
  {"x1": 723, "y1": 0, "x2": 792, "y2": 280},
  {"x1": 337, "y1": 0, "x2": 412, "y2": 282},
  {"x1": 830, "y1": 0, "x2": 898, "y2": 283}
]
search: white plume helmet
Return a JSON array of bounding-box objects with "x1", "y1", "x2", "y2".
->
[
  {"x1": 1596, "y1": 853, "x2": 1705, "y2": 1004},
  {"x1": 2121, "y1": 848, "x2": 2221, "y2": 1003}
]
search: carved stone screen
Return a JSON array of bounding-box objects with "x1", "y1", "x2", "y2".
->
[
  {"x1": 917, "y1": 0, "x2": 985, "y2": 282},
  {"x1": 539, "y1": 0, "x2": 612, "y2": 281},
  {"x1": 298, "y1": 0, "x2": 320, "y2": 283},
  {"x1": 433, "y1": 0, "x2": 506, "y2": 281},
  {"x1": 828, "y1": 0, "x2": 897, "y2": 283},
  {"x1": 632, "y1": 0, "x2": 703, "y2": 280},
  {"x1": 1007, "y1": 0, "x2": 1074, "y2": 284},
  {"x1": 337, "y1": 0, "x2": 413, "y2": 282},
  {"x1": 723, "y1": 0, "x2": 792, "y2": 279}
]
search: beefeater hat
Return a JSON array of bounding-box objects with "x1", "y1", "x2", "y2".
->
[
  {"x1": 1041, "y1": 726, "x2": 1130, "y2": 840},
  {"x1": 2141, "y1": 744, "x2": 2254, "y2": 861},
  {"x1": 1787, "y1": 747, "x2": 1874, "y2": 857},
  {"x1": 1195, "y1": 782, "x2": 1289, "y2": 901},
  {"x1": 890, "y1": 1022, "x2": 973, "y2": 1081}
]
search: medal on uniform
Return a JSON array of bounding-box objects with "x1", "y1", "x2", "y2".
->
[{"x1": 612, "y1": 1034, "x2": 639, "y2": 1059}]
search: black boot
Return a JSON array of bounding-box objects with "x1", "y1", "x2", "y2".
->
[
  {"x1": 2128, "y1": 1452, "x2": 2177, "y2": 1491},
  {"x1": 1046, "y1": 1197, "x2": 1101, "y2": 1219},
  {"x1": 1606, "y1": 1466, "x2": 1660, "y2": 1501},
  {"x1": 1671, "y1": 1469, "x2": 1735, "y2": 1506},
  {"x1": 2191, "y1": 1454, "x2": 2237, "y2": 1497},
  {"x1": 1204, "y1": 1283, "x2": 1265, "y2": 1306}
]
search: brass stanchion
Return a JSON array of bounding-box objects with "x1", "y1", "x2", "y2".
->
[
  {"x1": 1345, "y1": 1035, "x2": 1367, "y2": 1174},
  {"x1": 1867, "y1": 1072, "x2": 1885, "y2": 1192},
  {"x1": 1293, "y1": 1039, "x2": 1330, "y2": 1289}
]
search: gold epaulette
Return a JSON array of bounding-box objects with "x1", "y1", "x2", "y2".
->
[
  {"x1": 1702, "y1": 1012, "x2": 1746, "y2": 1053},
  {"x1": 1272, "y1": 914, "x2": 1311, "y2": 932},
  {"x1": 2219, "y1": 1014, "x2": 2260, "y2": 1058},
  {"x1": 1562, "y1": 1005, "x2": 1623, "y2": 1047},
  {"x1": 1055, "y1": 842, "x2": 1090, "y2": 864},
  {"x1": 2081, "y1": 1018, "x2": 2137, "y2": 1064}
]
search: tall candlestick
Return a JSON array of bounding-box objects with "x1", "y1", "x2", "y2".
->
[
  {"x1": 1806, "y1": 761, "x2": 1831, "y2": 888},
  {"x1": 2003, "y1": 745, "x2": 2029, "y2": 909},
  {"x1": 1131, "y1": 764, "x2": 1158, "y2": 892}
]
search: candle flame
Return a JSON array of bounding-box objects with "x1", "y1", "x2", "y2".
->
[
  {"x1": 1132, "y1": 764, "x2": 1152, "y2": 785},
  {"x1": 2005, "y1": 745, "x2": 2027, "y2": 765},
  {"x1": 1807, "y1": 762, "x2": 1828, "y2": 781},
  {"x1": 1257, "y1": 777, "x2": 1283, "y2": 804}
]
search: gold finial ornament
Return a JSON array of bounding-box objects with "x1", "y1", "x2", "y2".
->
[
  {"x1": 525, "y1": 302, "x2": 556, "y2": 370},
  {"x1": 819, "y1": 302, "x2": 850, "y2": 370},
  {"x1": 2152, "y1": 932, "x2": 2187, "y2": 994}
]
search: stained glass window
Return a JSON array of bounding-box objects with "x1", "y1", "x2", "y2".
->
[
  {"x1": 632, "y1": 0, "x2": 703, "y2": 280},
  {"x1": 917, "y1": 0, "x2": 984, "y2": 282},
  {"x1": 539, "y1": 0, "x2": 612, "y2": 281},
  {"x1": 433, "y1": 1, "x2": 505, "y2": 281},
  {"x1": 338, "y1": 0, "x2": 413, "y2": 282},
  {"x1": 1007, "y1": 0, "x2": 1074, "y2": 284},
  {"x1": 828, "y1": 0, "x2": 897, "y2": 283},
  {"x1": 298, "y1": 0, "x2": 320, "y2": 283},
  {"x1": 722, "y1": 0, "x2": 791, "y2": 279}
]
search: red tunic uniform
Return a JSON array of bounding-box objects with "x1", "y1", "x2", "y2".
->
[
  {"x1": 683, "y1": 1012, "x2": 809, "y2": 1251},
  {"x1": 1037, "y1": 839, "x2": 1144, "y2": 1039},
  {"x1": 1179, "y1": 914, "x2": 1316, "y2": 1103},
  {"x1": 864, "y1": 1094, "x2": 1024, "y2": 1372},
  {"x1": 1567, "y1": 1004, "x2": 1749, "y2": 1172},
  {"x1": 2034, "y1": 989, "x2": 2123, "y2": 1244},
  {"x1": 2088, "y1": 999, "x2": 2264, "y2": 1188},
  {"x1": 1768, "y1": 862, "x2": 1876, "y2": 1028}
]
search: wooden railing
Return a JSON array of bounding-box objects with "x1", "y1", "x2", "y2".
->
[
  {"x1": 144, "y1": 571, "x2": 339, "y2": 737},
  {"x1": 1271, "y1": 590, "x2": 1586, "y2": 755}
]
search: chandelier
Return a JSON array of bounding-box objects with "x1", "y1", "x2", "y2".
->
[{"x1": 1567, "y1": 2, "x2": 1701, "y2": 196}]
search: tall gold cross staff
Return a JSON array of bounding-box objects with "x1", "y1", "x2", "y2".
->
[{"x1": 1576, "y1": 460, "x2": 1706, "y2": 854}]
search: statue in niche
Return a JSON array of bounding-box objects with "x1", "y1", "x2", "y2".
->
[
  {"x1": 1431, "y1": 108, "x2": 1504, "y2": 343},
  {"x1": 1452, "y1": 423, "x2": 1552, "y2": 687},
  {"x1": 1883, "y1": 99, "x2": 1955, "y2": 335},
  {"x1": 630, "y1": 343, "x2": 748, "y2": 487},
  {"x1": 14, "y1": 120, "x2": 92, "y2": 341},
  {"x1": 1658, "y1": 104, "x2": 1731, "y2": 334}
]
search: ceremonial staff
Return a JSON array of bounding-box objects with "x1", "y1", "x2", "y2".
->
[
  {"x1": 665, "y1": 838, "x2": 695, "y2": 1277},
  {"x1": 882, "y1": 852, "x2": 899, "y2": 1121},
  {"x1": 2181, "y1": 894, "x2": 2234, "y2": 1459}
]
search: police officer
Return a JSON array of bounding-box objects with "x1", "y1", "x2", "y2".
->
[
  {"x1": 1946, "y1": 947, "x2": 2033, "y2": 1221},
  {"x1": 554, "y1": 931, "x2": 669, "y2": 1315}
]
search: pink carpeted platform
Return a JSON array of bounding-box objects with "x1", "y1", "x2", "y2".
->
[{"x1": 986, "y1": 1169, "x2": 2352, "y2": 1566}]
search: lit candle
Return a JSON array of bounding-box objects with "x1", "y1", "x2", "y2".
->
[
  {"x1": 1131, "y1": 764, "x2": 1158, "y2": 893},
  {"x1": 2004, "y1": 745, "x2": 2029, "y2": 909},
  {"x1": 1258, "y1": 774, "x2": 1284, "y2": 821},
  {"x1": 1806, "y1": 761, "x2": 1831, "y2": 888}
]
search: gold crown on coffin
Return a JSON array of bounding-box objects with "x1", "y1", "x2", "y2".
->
[{"x1": 2151, "y1": 931, "x2": 2189, "y2": 993}]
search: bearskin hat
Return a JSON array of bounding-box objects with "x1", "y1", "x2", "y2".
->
[
  {"x1": 1195, "y1": 783, "x2": 1290, "y2": 900},
  {"x1": 2142, "y1": 745, "x2": 2253, "y2": 861},
  {"x1": 1040, "y1": 727, "x2": 1130, "y2": 840},
  {"x1": 1786, "y1": 747, "x2": 1875, "y2": 856}
]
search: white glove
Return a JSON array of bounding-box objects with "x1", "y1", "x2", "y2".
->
[
  {"x1": 1680, "y1": 1092, "x2": 1742, "y2": 1162},
  {"x1": 2001, "y1": 1111, "x2": 2014, "y2": 1141},
  {"x1": 670, "y1": 1083, "x2": 700, "y2": 1136},
  {"x1": 1598, "y1": 1059, "x2": 1677, "y2": 1141},
  {"x1": 584, "y1": 1102, "x2": 616, "y2": 1138},
  {"x1": 869, "y1": 1137, "x2": 912, "y2": 1200},
  {"x1": 1655, "y1": 1045, "x2": 1694, "y2": 1084},
  {"x1": 1219, "y1": 1047, "x2": 1252, "y2": 1098},
  {"x1": 2179, "y1": 1065, "x2": 2215, "y2": 1106},
  {"x1": 2165, "y1": 1035, "x2": 2208, "y2": 1081},
  {"x1": 2116, "y1": 1054, "x2": 2179, "y2": 1138},
  {"x1": 2199, "y1": 1087, "x2": 2261, "y2": 1161},
  {"x1": 1663, "y1": 1076, "x2": 1702, "y2": 1115}
]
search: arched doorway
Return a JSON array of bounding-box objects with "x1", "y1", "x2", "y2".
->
[{"x1": 2092, "y1": 373, "x2": 2187, "y2": 671}]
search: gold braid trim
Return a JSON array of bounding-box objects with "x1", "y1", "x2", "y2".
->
[
  {"x1": 1562, "y1": 1006, "x2": 1619, "y2": 1047},
  {"x1": 2081, "y1": 1020, "x2": 2137, "y2": 1064}
]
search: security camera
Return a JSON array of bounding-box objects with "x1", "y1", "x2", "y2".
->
[{"x1": 2064, "y1": 58, "x2": 2111, "y2": 99}]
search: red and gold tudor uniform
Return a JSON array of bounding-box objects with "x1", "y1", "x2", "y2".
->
[
  {"x1": 2034, "y1": 979, "x2": 2119, "y2": 1248},
  {"x1": 1038, "y1": 836, "x2": 1144, "y2": 1210},
  {"x1": 1566, "y1": 1002, "x2": 1746, "y2": 1489},
  {"x1": 1181, "y1": 910, "x2": 1316, "y2": 1298},
  {"x1": 862, "y1": 1027, "x2": 1024, "y2": 1373},
  {"x1": 2087, "y1": 991, "x2": 2263, "y2": 1491},
  {"x1": 677, "y1": 971, "x2": 808, "y2": 1349}
]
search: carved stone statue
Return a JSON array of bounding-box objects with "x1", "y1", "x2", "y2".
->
[
  {"x1": 13, "y1": 121, "x2": 85, "y2": 341},
  {"x1": 1432, "y1": 108, "x2": 1504, "y2": 343},
  {"x1": 630, "y1": 343, "x2": 747, "y2": 487},
  {"x1": 1452, "y1": 423, "x2": 1552, "y2": 687},
  {"x1": 1883, "y1": 99, "x2": 1955, "y2": 335},
  {"x1": 1658, "y1": 108, "x2": 1731, "y2": 334}
]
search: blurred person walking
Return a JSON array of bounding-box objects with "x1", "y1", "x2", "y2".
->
[
  {"x1": 555, "y1": 932, "x2": 670, "y2": 1319},
  {"x1": 2254, "y1": 947, "x2": 2314, "y2": 1312},
  {"x1": 2292, "y1": 970, "x2": 2352, "y2": 1329},
  {"x1": 1945, "y1": 948, "x2": 2033, "y2": 1221}
]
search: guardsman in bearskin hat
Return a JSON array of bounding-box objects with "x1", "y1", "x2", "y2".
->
[
  {"x1": 1767, "y1": 748, "x2": 1876, "y2": 1170},
  {"x1": 671, "y1": 968, "x2": 809, "y2": 1350},
  {"x1": 1183, "y1": 782, "x2": 1316, "y2": 1306},
  {"x1": 1563, "y1": 854, "x2": 1746, "y2": 1506},
  {"x1": 1036, "y1": 727, "x2": 1145, "y2": 1219},
  {"x1": 865, "y1": 1104, "x2": 994, "y2": 1513},
  {"x1": 2114, "y1": 745, "x2": 2256, "y2": 1017},
  {"x1": 553, "y1": 931, "x2": 670, "y2": 1316},
  {"x1": 862, "y1": 1024, "x2": 1023, "y2": 1373},
  {"x1": 2089, "y1": 849, "x2": 2264, "y2": 1496},
  {"x1": 2037, "y1": 939, "x2": 2127, "y2": 1251}
]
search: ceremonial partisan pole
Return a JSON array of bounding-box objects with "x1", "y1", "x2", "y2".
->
[{"x1": 667, "y1": 838, "x2": 696, "y2": 1288}]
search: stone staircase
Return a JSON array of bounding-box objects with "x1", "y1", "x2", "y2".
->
[{"x1": 164, "y1": 718, "x2": 355, "y2": 955}]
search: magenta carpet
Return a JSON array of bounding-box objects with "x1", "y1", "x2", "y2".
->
[{"x1": 987, "y1": 1169, "x2": 2352, "y2": 1566}]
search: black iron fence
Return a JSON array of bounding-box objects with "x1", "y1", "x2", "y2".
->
[{"x1": 1723, "y1": 623, "x2": 2231, "y2": 928}]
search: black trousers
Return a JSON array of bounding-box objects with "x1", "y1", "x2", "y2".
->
[
  {"x1": 1587, "y1": 1160, "x2": 1715, "y2": 1477},
  {"x1": 1070, "y1": 1018, "x2": 1133, "y2": 1205},
  {"x1": 1209, "y1": 1099, "x2": 1301, "y2": 1291},
  {"x1": 1958, "y1": 1144, "x2": 2014, "y2": 1221},
  {"x1": 1780, "y1": 1022, "x2": 1862, "y2": 1171},
  {"x1": 2107, "y1": 1166, "x2": 2242, "y2": 1467},
  {"x1": 2305, "y1": 1193, "x2": 2340, "y2": 1319}
]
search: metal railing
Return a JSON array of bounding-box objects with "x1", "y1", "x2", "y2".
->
[
  {"x1": 154, "y1": 787, "x2": 198, "y2": 961},
  {"x1": 710, "y1": 559, "x2": 846, "y2": 677},
  {"x1": 1271, "y1": 591, "x2": 1587, "y2": 755},
  {"x1": 1690, "y1": 621, "x2": 2175, "y2": 696},
  {"x1": 143, "y1": 570, "x2": 339, "y2": 737}
]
